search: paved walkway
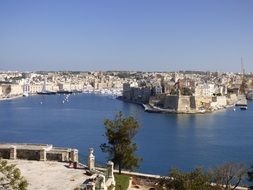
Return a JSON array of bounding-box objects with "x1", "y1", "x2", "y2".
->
[{"x1": 7, "y1": 159, "x2": 89, "y2": 190}]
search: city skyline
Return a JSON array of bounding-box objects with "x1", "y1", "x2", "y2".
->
[{"x1": 0, "y1": 0, "x2": 253, "y2": 72}]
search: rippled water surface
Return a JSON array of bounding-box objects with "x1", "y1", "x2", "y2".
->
[{"x1": 0, "y1": 94, "x2": 252, "y2": 175}]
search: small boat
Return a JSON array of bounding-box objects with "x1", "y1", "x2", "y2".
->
[
  {"x1": 240, "y1": 106, "x2": 247, "y2": 110},
  {"x1": 37, "y1": 91, "x2": 57, "y2": 95},
  {"x1": 57, "y1": 90, "x2": 73, "y2": 94}
]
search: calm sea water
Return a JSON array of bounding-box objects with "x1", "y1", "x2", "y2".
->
[{"x1": 0, "y1": 94, "x2": 252, "y2": 175}]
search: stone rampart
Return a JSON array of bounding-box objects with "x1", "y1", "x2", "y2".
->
[
  {"x1": 163, "y1": 95, "x2": 196, "y2": 112},
  {"x1": 178, "y1": 95, "x2": 196, "y2": 112},
  {"x1": 163, "y1": 95, "x2": 178, "y2": 109}
]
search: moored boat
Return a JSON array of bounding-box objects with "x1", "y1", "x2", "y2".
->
[
  {"x1": 57, "y1": 90, "x2": 73, "y2": 94},
  {"x1": 37, "y1": 91, "x2": 57, "y2": 95},
  {"x1": 240, "y1": 106, "x2": 247, "y2": 110}
]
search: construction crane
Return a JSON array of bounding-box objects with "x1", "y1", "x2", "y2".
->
[{"x1": 239, "y1": 57, "x2": 247, "y2": 94}]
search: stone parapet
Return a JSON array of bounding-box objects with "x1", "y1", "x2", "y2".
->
[{"x1": 0, "y1": 143, "x2": 78, "y2": 163}]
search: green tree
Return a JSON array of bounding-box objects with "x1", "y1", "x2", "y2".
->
[
  {"x1": 157, "y1": 167, "x2": 218, "y2": 190},
  {"x1": 170, "y1": 88, "x2": 177, "y2": 95},
  {"x1": 209, "y1": 162, "x2": 246, "y2": 190},
  {"x1": 248, "y1": 166, "x2": 253, "y2": 189},
  {"x1": 181, "y1": 87, "x2": 194, "y2": 96},
  {"x1": 157, "y1": 163, "x2": 246, "y2": 190},
  {"x1": 100, "y1": 112, "x2": 141, "y2": 174},
  {"x1": 0, "y1": 159, "x2": 28, "y2": 190}
]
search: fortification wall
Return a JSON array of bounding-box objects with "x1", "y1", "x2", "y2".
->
[
  {"x1": 162, "y1": 95, "x2": 196, "y2": 112},
  {"x1": 227, "y1": 94, "x2": 238, "y2": 105},
  {"x1": 195, "y1": 96, "x2": 212, "y2": 109},
  {"x1": 212, "y1": 96, "x2": 227, "y2": 107},
  {"x1": 163, "y1": 95, "x2": 178, "y2": 109},
  {"x1": 190, "y1": 96, "x2": 196, "y2": 109},
  {"x1": 178, "y1": 96, "x2": 191, "y2": 112}
]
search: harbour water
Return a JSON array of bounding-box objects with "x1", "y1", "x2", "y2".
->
[{"x1": 0, "y1": 94, "x2": 253, "y2": 175}]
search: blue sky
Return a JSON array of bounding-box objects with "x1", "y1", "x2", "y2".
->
[{"x1": 0, "y1": 0, "x2": 252, "y2": 72}]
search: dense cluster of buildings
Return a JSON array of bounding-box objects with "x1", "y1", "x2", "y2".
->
[
  {"x1": 0, "y1": 71, "x2": 126, "y2": 98},
  {"x1": 121, "y1": 71, "x2": 253, "y2": 113},
  {"x1": 0, "y1": 70, "x2": 252, "y2": 113}
]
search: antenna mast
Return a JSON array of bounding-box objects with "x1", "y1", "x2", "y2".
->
[
  {"x1": 241, "y1": 56, "x2": 245, "y2": 75},
  {"x1": 239, "y1": 56, "x2": 246, "y2": 94}
]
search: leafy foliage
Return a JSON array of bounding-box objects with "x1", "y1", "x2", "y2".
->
[
  {"x1": 209, "y1": 162, "x2": 246, "y2": 190},
  {"x1": 158, "y1": 167, "x2": 217, "y2": 190},
  {"x1": 114, "y1": 174, "x2": 130, "y2": 190},
  {"x1": 248, "y1": 166, "x2": 253, "y2": 181},
  {"x1": 157, "y1": 163, "x2": 247, "y2": 190},
  {"x1": 0, "y1": 159, "x2": 28, "y2": 190},
  {"x1": 181, "y1": 87, "x2": 194, "y2": 96},
  {"x1": 170, "y1": 88, "x2": 177, "y2": 95},
  {"x1": 248, "y1": 166, "x2": 253, "y2": 189},
  {"x1": 100, "y1": 112, "x2": 141, "y2": 174}
]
